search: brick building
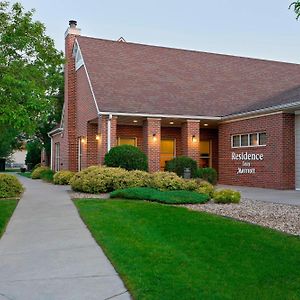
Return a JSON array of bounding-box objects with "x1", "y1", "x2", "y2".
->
[{"x1": 49, "y1": 21, "x2": 300, "y2": 190}]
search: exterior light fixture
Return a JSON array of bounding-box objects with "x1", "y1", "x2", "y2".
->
[
  {"x1": 152, "y1": 133, "x2": 157, "y2": 142},
  {"x1": 81, "y1": 137, "x2": 86, "y2": 144},
  {"x1": 204, "y1": 123, "x2": 208, "y2": 127},
  {"x1": 169, "y1": 121, "x2": 174, "y2": 125},
  {"x1": 192, "y1": 135, "x2": 197, "y2": 143},
  {"x1": 133, "y1": 120, "x2": 138, "y2": 123},
  {"x1": 96, "y1": 135, "x2": 100, "y2": 141}
]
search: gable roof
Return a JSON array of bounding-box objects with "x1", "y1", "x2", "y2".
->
[{"x1": 76, "y1": 35, "x2": 300, "y2": 117}]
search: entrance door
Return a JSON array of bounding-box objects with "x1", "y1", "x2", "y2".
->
[
  {"x1": 160, "y1": 139, "x2": 175, "y2": 170},
  {"x1": 296, "y1": 114, "x2": 300, "y2": 190},
  {"x1": 200, "y1": 140, "x2": 212, "y2": 168}
]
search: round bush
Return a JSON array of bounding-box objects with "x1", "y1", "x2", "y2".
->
[
  {"x1": 213, "y1": 189, "x2": 241, "y2": 204},
  {"x1": 31, "y1": 166, "x2": 50, "y2": 179},
  {"x1": 196, "y1": 167, "x2": 218, "y2": 185},
  {"x1": 104, "y1": 145, "x2": 148, "y2": 171},
  {"x1": 53, "y1": 171, "x2": 75, "y2": 185},
  {"x1": 150, "y1": 171, "x2": 188, "y2": 191},
  {"x1": 195, "y1": 180, "x2": 215, "y2": 198},
  {"x1": 165, "y1": 156, "x2": 198, "y2": 178},
  {"x1": 0, "y1": 174, "x2": 23, "y2": 198}
]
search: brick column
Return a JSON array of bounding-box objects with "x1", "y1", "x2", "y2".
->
[
  {"x1": 181, "y1": 120, "x2": 200, "y2": 164},
  {"x1": 98, "y1": 115, "x2": 117, "y2": 164},
  {"x1": 87, "y1": 123, "x2": 98, "y2": 166},
  {"x1": 143, "y1": 118, "x2": 161, "y2": 172}
]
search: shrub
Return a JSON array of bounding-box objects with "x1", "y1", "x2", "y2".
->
[
  {"x1": 110, "y1": 187, "x2": 210, "y2": 204},
  {"x1": 196, "y1": 167, "x2": 218, "y2": 185},
  {"x1": 104, "y1": 145, "x2": 148, "y2": 171},
  {"x1": 53, "y1": 170, "x2": 75, "y2": 185},
  {"x1": 70, "y1": 166, "x2": 151, "y2": 193},
  {"x1": 0, "y1": 174, "x2": 23, "y2": 198},
  {"x1": 213, "y1": 189, "x2": 241, "y2": 204},
  {"x1": 31, "y1": 166, "x2": 50, "y2": 179},
  {"x1": 165, "y1": 156, "x2": 198, "y2": 178},
  {"x1": 195, "y1": 180, "x2": 215, "y2": 198},
  {"x1": 40, "y1": 169, "x2": 55, "y2": 182},
  {"x1": 150, "y1": 171, "x2": 188, "y2": 191}
]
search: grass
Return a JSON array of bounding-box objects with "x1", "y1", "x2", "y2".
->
[
  {"x1": 0, "y1": 200, "x2": 18, "y2": 238},
  {"x1": 17, "y1": 172, "x2": 32, "y2": 178},
  {"x1": 75, "y1": 199, "x2": 300, "y2": 300},
  {"x1": 110, "y1": 187, "x2": 209, "y2": 204}
]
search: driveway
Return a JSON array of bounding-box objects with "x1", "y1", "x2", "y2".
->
[
  {"x1": 218, "y1": 184, "x2": 300, "y2": 206},
  {"x1": 0, "y1": 175, "x2": 131, "y2": 300}
]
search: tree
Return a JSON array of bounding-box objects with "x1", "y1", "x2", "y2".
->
[
  {"x1": 0, "y1": 2, "x2": 64, "y2": 159},
  {"x1": 290, "y1": 1, "x2": 300, "y2": 19}
]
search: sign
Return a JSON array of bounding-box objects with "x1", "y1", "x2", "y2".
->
[{"x1": 231, "y1": 152, "x2": 264, "y2": 175}]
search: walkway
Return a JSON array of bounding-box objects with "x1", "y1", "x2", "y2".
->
[
  {"x1": 0, "y1": 175, "x2": 131, "y2": 300},
  {"x1": 218, "y1": 184, "x2": 300, "y2": 206}
]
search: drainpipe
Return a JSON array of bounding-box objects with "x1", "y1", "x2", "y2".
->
[{"x1": 107, "y1": 114, "x2": 112, "y2": 152}]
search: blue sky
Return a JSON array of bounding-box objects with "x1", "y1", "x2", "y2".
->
[{"x1": 19, "y1": 0, "x2": 300, "y2": 63}]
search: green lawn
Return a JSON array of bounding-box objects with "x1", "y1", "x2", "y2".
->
[
  {"x1": 75, "y1": 199, "x2": 300, "y2": 300},
  {"x1": 0, "y1": 200, "x2": 18, "y2": 238}
]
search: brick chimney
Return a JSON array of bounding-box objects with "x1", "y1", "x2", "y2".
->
[{"x1": 64, "y1": 20, "x2": 81, "y2": 171}]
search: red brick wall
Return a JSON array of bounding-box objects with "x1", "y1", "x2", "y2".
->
[
  {"x1": 181, "y1": 120, "x2": 200, "y2": 165},
  {"x1": 117, "y1": 125, "x2": 143, "y2": 149},
  {"x1": 219, "y1": 113, "x2": 295, "y2": 189}
]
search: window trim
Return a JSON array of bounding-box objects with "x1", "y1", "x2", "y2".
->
[
  {"x1": 55, "y1": 143, "x2": 60, "y2": 172},
  {"x1": 117, "y1": 137, "x2": 137, "y2": 147},
  {"x1": 231, "y1": 132, "x2": 267, "y2": 149}
]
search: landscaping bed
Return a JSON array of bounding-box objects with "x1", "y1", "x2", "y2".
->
[
  {"x1": 184, "y1": 199, "x2": 300, "y2": 236},
  {"x1": 75, "y1": 199, "x2": 300, "y2": 300}
]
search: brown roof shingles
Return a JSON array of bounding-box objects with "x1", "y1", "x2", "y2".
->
[{"x1": 77, "y1": 36, "x2": 300, "y2": 117}]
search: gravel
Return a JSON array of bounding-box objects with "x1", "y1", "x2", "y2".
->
[
  {"x1": 183, "y1": 199, "x2": 300, "y2": 236},
  {"x1": 68, "y1": 191, "x2": 110, "y2": 199}
]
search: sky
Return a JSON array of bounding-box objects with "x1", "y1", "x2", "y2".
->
[{"x1": 17, "y1": 0, "x2": 300, "y2": 64}]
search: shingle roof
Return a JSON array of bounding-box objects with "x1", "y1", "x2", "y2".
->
[{"x1": 77, "y1": 35, "x2": 300, "y2": 117}]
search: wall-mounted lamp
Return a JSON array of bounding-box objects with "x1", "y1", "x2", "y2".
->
[
  {"x1": 81, "y1": 137, "x2": 86, "y2": 144},
  {"x1": 96, "y1": 135, "x2": 100, "y2": 141},
  {"x1": 152, "y1": 133, "x2": 157, "y2": 142},
  {"x1": 192, "y1": 135, "x2": 197, "y2": 143}
]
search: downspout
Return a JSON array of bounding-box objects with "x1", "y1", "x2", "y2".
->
[
  {"x1": 49, "y1": 135, "x2": 53, "y2": 171},
  {"x1": 107, "y1": 114, "x2": 112, "y2": 152}
]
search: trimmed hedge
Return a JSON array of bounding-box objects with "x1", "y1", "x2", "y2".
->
[
  {"x1": 104, "y1": 145, "x2": 148, "y2": 171},
  {"x1": 0, "y1": 174, "x2": 23, "y2": 198},
  {"x1": 213, "y1": 189, "x2": 241, "y2": 204},
  {"x1": 110, "y1": 187, "x2": 210, "y2": 204},
  {"x1": 53, "y1": 170, "x2": 75, "y2": 185},
  {"x1": 195, "y1": 180, "x2": 215, "y2": 198},
  {"x1": 165, "y1": 156, "x2": 198, "y2": 178},
  {"x1": 196, "y1": 167, "x2": 218, "y2": 185},
  {"x1": 40, "y1": 169, "x2": 55, "y2": 182}
]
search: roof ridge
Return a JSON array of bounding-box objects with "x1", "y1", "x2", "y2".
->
[{"x1": 77, "y1": 35, "x2": 300, "y2": 66}]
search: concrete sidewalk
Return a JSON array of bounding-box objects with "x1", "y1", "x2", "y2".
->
[
  {"x1": 218, "y1": 184, "x2": 300, "y2": 206},
  {"x1": 0, "y1": 175, "x2": 131, "y2": 300}
]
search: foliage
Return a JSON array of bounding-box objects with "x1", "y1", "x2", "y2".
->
[
  {"x1": 40, "y1": 168, "x2": 54, "y2": 182},
  {"x1": 213, "y1": 189, "x2": 241, "y2": 204},
  {"x1": 53, "y1": 170, "x2": 75, "y2": 185},
  {"x1": 195, "y1": 180, "x2": 215, "y2": 198},
  {"x1": 165, "y1": 156, "x2": 198, "y2": 178},
  {"x1": 31, "y1": 166, "x2": 50, "y2": 179},
  {"x1": 0, "y1": 174, "x2": 23, "y2": 198},
  {"x1": 196, "y1": 167, "x2": 218, "y2": 185},
  {"x1": 25, "y1": 140, "x2": 42, "y2": 169},
  {"x1": 150, "y1": 171, "x2": 188, "y2": 191},
  {"x1": 104, "y1": 145, "x2": 148, "y2": 171},
  {"x1": 75, "y1": 199, "x2": 300, "y2": 300},
  {"x1": 110, "y1": 187, "x2": 209, "y2": 204},
  {"x1": 70, "y1": 166, "x2": 151, "y2": 193},
  {"x1": 0, "y1": 125, "x2": 20, "y2": 159},
  {"x1": 0, "y1": 200, "x2": 18, "y2": 238},
  {"x1": 290, "y1": 1, "x2": 300, "y2": 19},
  {"x1": 0, "y1": 2, "x2": 64, "y2": 159}
]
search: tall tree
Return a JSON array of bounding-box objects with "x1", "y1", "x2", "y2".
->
[
  {"x1": 290, "y1": 1, "x2": 300, "y2": 19},
  {"x1": 0, "y1": 1, "x2": 64, "y2": 159}
]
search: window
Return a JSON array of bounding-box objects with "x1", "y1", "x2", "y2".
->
[
  {"x1": 55, "y1": 143, "x2": 60, "y2": 172},
  {"x1": 117, "y1": 137, "x2": 137, "y2": 147},
  {"x1": 231, "y1": 132, "x2": 267, "y2": 148},
  {"x1": 78, "y1": 138, "x2": 82, "y2": 171},
  {"x1": 200, "y1": 140, "x2": 212, "y2": 168}
]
